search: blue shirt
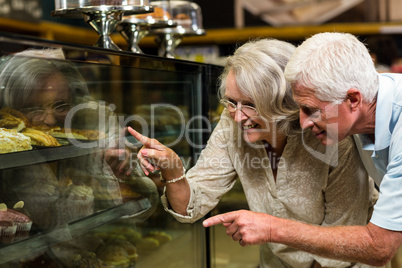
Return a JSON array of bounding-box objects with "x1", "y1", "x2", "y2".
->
[{"x1": 359, "y1": 73, "x2": 402, "y2": 231}]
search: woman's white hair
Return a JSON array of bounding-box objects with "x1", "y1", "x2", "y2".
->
[
  {"x1": 284, "y1": 32, "x2": 379, "y2": 104},
  {"x1": 219, "y1": 38, "x2": 300, "y2": 136}
]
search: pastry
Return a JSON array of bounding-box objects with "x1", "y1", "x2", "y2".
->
[
  {"x1": 22, "y1": 128, "x2": 61, "y2": 147},
  {"x1": 144, "y1": 231, "x2": 172, "y2": 245},
  {"x1": 0, "y1": 220, "x2": 16, "y2": 244},
  {"x1": 135, "y1": 237, "x2": 159, "y2": 254},
  {"x1": 51, "y1": 244, "x2": 104, "y2": 267},
  {"x1": 11, "y1": 201, "x2": 33, "y2": 240},
  {"x1": 64, "y1": 184, "x2": 94, "y2": 222},
  {"x1": 2, "y1": 203, "x2": 33, "y2": 240},
  {"x1": 20, "y1": 180, "x2": 62, "y2": 229},
  {"x1": 0, "y1": 204, "x2": 17, "y2": 243},
  {"x1": 96, "y1": 244, "x2": 131, "y2": 267},
  {"x1": 0, "y1": 128, "x2": 32, "y2": 153},
  {"x1": 136, "y1": 7, "x2": 172, "y2": 20},
  {"x1": 175, "y1": 13, "x2": 192, "y2": 28},
  {"x1": 119, "y1": 182, "x2": 142, "y2": 203},
  {"x1": 0, "y1": 107, "x2": 29, "y2": 131},
  {"x1": 66, "y1": 233, "x2": 105, "y2": 253},
  {"x1": 110, "y1": 239, "x2": 138, "y2": 262},
  {"x1": 109, "y1": 226, "x2": 142, "y2": 244},
  {"x1": 91, "y1": 175, "x2": 123, "y2": 211},
  {"x1": 49, "y1": 128, "x2": 106, "y2": 140},
  {"x1": 13, "y1": 201, "x2": 30, "y2": 217},
  {"x1": 175, "y1": 13, "x2": 190, "y2": 20}
]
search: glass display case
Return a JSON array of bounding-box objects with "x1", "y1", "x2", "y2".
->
[{"x1": 0, "y1": 33, "x2": 222, "y2": 267}]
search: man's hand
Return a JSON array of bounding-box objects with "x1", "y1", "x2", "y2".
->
[{"x1": 203, "y1": 210, "x2": 272, "y2": 246}]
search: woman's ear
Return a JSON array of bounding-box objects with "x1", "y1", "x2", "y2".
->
[{"x1": 346, "y1": 88, "x2": 362, "y2": 111}]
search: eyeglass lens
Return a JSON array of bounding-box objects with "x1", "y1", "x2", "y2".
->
[{"x1": 221, "y1": 99, "x2": 257, "y2": 116}]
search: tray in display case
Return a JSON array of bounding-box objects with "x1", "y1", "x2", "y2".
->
[
  {"x1": 0, "y1": 198, "x2": 151, "y2": 264},
  {"x1": 0, "y1": 144, "x2": 102, "y2": 170}
]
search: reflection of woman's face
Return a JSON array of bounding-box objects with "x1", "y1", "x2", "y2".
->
[{"x1": 26, "y1": 72, "x2": 71, "y2": 127}]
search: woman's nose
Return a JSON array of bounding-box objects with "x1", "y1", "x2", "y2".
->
[{"x1": 233, "y1": 108, "x2": 247, "y2": 123}]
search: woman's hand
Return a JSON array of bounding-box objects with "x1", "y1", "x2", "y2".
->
[{"x1": 127, "y1": 127, "x2": 184, "y2": 180}]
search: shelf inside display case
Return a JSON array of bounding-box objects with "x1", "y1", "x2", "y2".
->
[
  {"x1": 0, "y1": 144, "x2": 101, "y2": 170},
  {"x1": 0, "y1": 198, "x2": 151, "y2": 264}
]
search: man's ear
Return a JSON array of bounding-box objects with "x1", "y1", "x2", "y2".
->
[{"x1": 346, "y1": 88, "x2": 362, "y2": 110}]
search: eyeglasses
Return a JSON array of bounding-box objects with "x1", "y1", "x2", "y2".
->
[
  {"x1": 22, "y1": 101, "x2": 72, "y2": 122},
  {"x1": 220, "y1": 99, "x2": 258, "y2": 117}
]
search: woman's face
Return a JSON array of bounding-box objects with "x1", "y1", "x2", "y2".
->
[
  {"x1": 224, "y1": 70, "x2": 276, "y2": 144},
  {"x1": 25, "y1": 72, "x2": 71, "y2": 128}
]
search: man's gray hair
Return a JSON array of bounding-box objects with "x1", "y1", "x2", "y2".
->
[{"x1": 284, "y1": 32, "x2": 379, "y2": 104}]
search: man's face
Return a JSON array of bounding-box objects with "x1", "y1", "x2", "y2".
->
[{"x1": 292, "y1": 84, "x2": 353, "y2": 146}]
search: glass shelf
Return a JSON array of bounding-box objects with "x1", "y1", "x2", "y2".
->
[{"x1": 0, "y1": 198, "x2": 151, "y2": 264}]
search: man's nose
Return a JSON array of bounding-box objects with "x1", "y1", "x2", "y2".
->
[{"x1": 300, "y1": 111, "x2": 314, "y2": 129}]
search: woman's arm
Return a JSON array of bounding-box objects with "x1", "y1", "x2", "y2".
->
[
  {"x1": 128, "y1": 127, "x2": 191, "y2": 215},
  {"x1": 127, "y1": 113, "x2": 239, "y2": 220}
]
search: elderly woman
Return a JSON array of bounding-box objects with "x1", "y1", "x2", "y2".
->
[{"x1": 129, "y1": 39, "x2": 376, "y2": 268}]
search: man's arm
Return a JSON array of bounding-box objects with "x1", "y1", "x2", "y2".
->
[{"x1": 203, "y1": 210, "x2": 402, "y2": 266}]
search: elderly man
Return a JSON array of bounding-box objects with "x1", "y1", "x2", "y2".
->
[{"x1": 203, "y1": 32, "x2": 402, "y2": 267}]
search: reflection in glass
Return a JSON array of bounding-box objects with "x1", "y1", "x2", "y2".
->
[
  {"x1": 118, "y1": 0, "x2": 176, "y2": 54},
  {"x1": 150, "y1": 1, "x2": 206, "y2": 58}
]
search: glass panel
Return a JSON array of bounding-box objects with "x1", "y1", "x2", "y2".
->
[{"x1": 0, "y1": 35, "x2": 221, "y2": 267}]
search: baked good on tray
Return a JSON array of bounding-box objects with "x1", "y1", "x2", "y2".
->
[
  {"x1": 0, "y1": 107, "x2": 29, "y2": 132},
  {"x1": 0, "y1": 219, "x2": 16, "y2": 244},
  {"x1": 64, "y1": 184, "x2": 95, "y2": 222},
  {"x1": 20, "y1": 181, "x2": 61, "y2": 229},
  {"x1": 0, "y1": 127, "x2": 32, "y2": 153},
  {"x1": 49, "y1": 128, "x2": 106, "y2": 140},
  {"x1": 22, "y1": 128, "x2": 61, "y2": 147},
  {"x1": 11, "y1": 201, "x2": 33, "y2": 240},
  {"x1": 0, "y1": 203, "x2": 32, "y2": 243},
  {"x1": 96, "y1": 244, "x2": 132, "y2": 267},
  {"x1": 136, "y1": 7, "x2": 171, "y2": 20}
]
